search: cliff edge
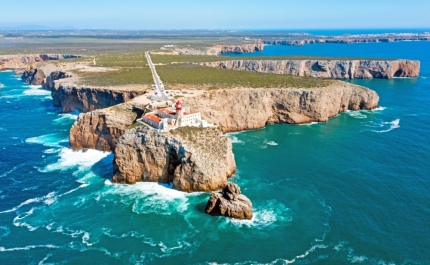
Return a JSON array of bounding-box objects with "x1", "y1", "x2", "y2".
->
[
  {"x1": 113, "y1": 126, "x2": 236, "y2": 192},
  {"x1": 201, "y1": 59, "x2": 420, "y2": 79}
]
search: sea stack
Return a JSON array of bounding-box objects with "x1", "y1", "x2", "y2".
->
[{"x1": 205, "y1": 183, "x2": 253, "y2": 219}]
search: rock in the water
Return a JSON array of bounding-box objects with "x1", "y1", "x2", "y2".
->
[{"x1": 205, "y1": 183, "x2": 253, "y2": 219}]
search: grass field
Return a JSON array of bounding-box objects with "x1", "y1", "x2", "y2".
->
[
  {"x1": 79, "y1": 67, "x2": 154, "y2": 86},
  {"x1": 157, "y1": 64, "x2": 332, "y2": 88}
]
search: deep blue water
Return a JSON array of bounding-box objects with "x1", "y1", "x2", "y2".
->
[{"x1": 0, "y1": 40, "x2": 429, "y2": 264}]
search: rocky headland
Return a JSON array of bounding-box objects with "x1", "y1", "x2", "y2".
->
[
  {"x1": 201, "y1": 59, "x2": 420, "y2": 79},
  {"x1": 113, "y1": 126, "x2": 236, "y2": 192},
  {"x1": 70, "y1": 102, "x2": 146, "y2": 151}
]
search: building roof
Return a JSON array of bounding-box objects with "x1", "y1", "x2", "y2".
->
[
  {"x1": 159, "y1": 108, "x2": 176, "y2": 115},
  {"x1": 143, "y1": 114, "x2": 161, "y2": 123}
]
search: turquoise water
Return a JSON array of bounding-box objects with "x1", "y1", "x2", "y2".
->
[{"x1": 1, "y1": 41, "x2": 430, "y2": 264}]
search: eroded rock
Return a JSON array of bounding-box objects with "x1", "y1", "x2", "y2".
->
[{"x1": 205, "y1": 183, "x2": 253, "y2": 219}]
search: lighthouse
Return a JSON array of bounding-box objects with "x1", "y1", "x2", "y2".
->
[{"x1": 174, "y1": 100, "x2": 184, "y2": 126}]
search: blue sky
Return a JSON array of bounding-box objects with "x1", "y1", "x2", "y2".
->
[{"x1": 1, "y1": 0, "x2": 429, "y2": 30}]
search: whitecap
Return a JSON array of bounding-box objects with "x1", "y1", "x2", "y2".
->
[
  {"x1": 227, "y1": 135, "x2": 244, "y2": 144},
  {"x1": 13, "y1": 208, "x2": 38, "y2": 231},
  {"x1": 41, "y1": 148, "x2": 111, "y2": 173},
  {"x1": 23, "y1": 85, "x2": 50, "y2": 96},
  {"x1": 0, "y1": 244, "x2": 60, "y2": 252},
  {"x1": 372, "y1": 119, "x2": 400, "y2": 133},
  {"x1": 25, "y1": 133, "x2": 68, "y2": 148},
  {"x1": 225, "y1": 200, "x2": 292, "y2": 228},
  {"x1": 346, "y1": 110, "x2": 367, "y2": 119},
  {"x1": 266, "y1": 141, "x2": 278, "y2": 146},
  {"x1": 298, "y1": 122, "x2": 319, "y2": 126},
  {"x1": 53, "y1": 112, "x2": 79, "y2": 124},
  {"x1": 105, "y1": 182, "x2": 193, "y2": 214}
]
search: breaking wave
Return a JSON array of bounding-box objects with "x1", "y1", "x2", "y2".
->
[
  {"x1": 224, "y1": 200, "x2": 292, "y2": 228},
  {"x1": 372, "y1": 119, "x2": 400, "y2": 133}
]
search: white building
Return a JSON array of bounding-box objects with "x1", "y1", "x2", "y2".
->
[{"x1": 138, "y1": 100, "x2": 211, "y2": 131}]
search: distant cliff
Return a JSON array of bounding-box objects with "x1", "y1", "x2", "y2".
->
[
  {"x1": 201, "y1": 59, "x2": 420, "y2": 79},
  {"x1": 174, "y1": 42, "x2": 264, "y2": 55},
  {"x1": 0, "y1": 54, "x2": 81, "y2": 70},
  {"x1": 113, "y1": 126, "x2": 236, "y2": 192}
]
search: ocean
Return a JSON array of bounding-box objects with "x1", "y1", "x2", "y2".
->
[{"x1": 0, "y1": 40, "x2": 429, "y2": 264}]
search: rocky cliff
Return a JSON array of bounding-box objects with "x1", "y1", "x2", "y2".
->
[
  {"x1": 208, "y1": 42, "x2": 264, "y2": 55},
  {"x1": 201, "y1": 59, "x2": 420, "y2": 79},
  {"x1": 0, "y1": 54, "x2": 81, "y2": 70},
  {"x1": 113, "y1": 126, "x2": 236, "y2": 192},
  {"x1": 49, "y1": 85, "x2": 146, "y2": 113},
  {"x1": 174, "y1": 42, "x2": 264, "y2": 55},
  {"x1": 70, "y1": 102, "x2": 146, "y2": 151},
  {"x1": 70, "y1": 82, "x2": 378, "y2": 153},
  {"x1": 21, "y1": 68, "x2": 46, "y2": 85},
  {"x1": 185, "y1": 82, "x2": 379, "y2": 132}
]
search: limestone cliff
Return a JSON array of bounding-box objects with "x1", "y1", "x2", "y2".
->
[
  {"x1": 21, "y1": 68, "x2": 46, "y2": 85},
  {"x1": 0, "y1": 54, "x2": 81, "y2": 70},
  {"x1": 50, "y1": 85, "x2": 146, "y2": 112},
  {"x1": 174, "y1": 42, "x2": 264, "y2": 56},
  {"x1": 70, "y1": 102, "x2": 146, "y2": 151},
  {"x1": 113, "y1": 126, "x2": 236, "y2": 192},
  {"x1": 201, "y1": 59, "x2": 420, "y2": 79},
  {"x1": 185, "y1": 82, "x2": 379, "y2": 132}
]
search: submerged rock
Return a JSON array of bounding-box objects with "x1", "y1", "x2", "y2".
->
[{"x1": 205, "y1": 183, "x2": 253, "y2": 219}]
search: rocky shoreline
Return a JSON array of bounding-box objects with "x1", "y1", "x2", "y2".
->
[{"x1": 11, "y1": 54, "x2": 384, "y2": 218}]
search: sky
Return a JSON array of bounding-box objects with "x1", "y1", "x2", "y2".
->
[{"x1": 1, "y1": 0, "x2": 429, "y2": 30}]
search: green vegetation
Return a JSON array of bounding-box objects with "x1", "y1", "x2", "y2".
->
[
  {"x1": 80, "y1": 68, "x2": 153, "y2": 86},
  {"x1": 158, "y1": 64, "x2": 332, "y2": 88}
]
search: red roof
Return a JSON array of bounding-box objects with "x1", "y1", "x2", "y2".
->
[
  {"x1": 159, "y1": 108, "x2": 176, "y2": 115},
  {"x1": 143, "y1": 114, "x2": 161, "y2": 123}
]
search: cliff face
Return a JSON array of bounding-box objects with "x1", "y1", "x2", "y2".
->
[
  {"x1": 174, "y1": 42, "x2": 264, "y2": 56},
  {"x1": 201, "y1": 59, "x2": 420, "y2": 79},
  {"x1": 21, "y1": 68, "x2": 46, "y2": 85},
  {"x1": 113, "y1": 126, "x2": 236, "y2": 192},
  {"x1": 185, "y1": 82, "x2": 379, "y2": 132},
  {"x1": 49, "y1": 84, "x2": 146, "y2": 113},
  {"x1": 208, "y1": 42, "x2": 264, "y2": 54},
  {"x1": 69, "y1": 102, "x2": 146, "y2": 151},
  {"x1": 0, "y1": 54, "x2": 81, "y2": 70}
]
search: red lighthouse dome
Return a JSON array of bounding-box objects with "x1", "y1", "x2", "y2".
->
[{"x1": 175, "y1": 100, "x2": 182, "y2": 111}]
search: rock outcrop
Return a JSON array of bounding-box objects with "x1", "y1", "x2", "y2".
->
[
  {"x1": 185, "y1": 82, "x2": 379, "y2": 132},
  {"x1": 70, "y1": 102, "x2": 146, "y2": 151},
  {"x1": 21, "y1": 68, "x2": 46, "y2": 85},
  {"x1": 113, "y1": 126, "x2": 236, "y2": 192},
  {"x1": 0, "y1": 54, "x2": 81, "y2": 70},
  {"x1": 205, "y1": 183, "x2": 253, "y2": 219},
  {"x1": 201, "y1": 59, "x2": 420, "y2": 79}
]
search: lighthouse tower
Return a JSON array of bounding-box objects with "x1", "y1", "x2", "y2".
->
[{"x1": 174, "y1": 100, "x2": 184, "y2": 126}]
